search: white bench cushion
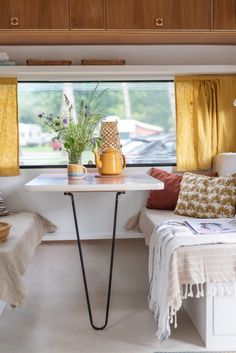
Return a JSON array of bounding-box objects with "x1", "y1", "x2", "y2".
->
[
  {"x1": 213, "y1": 152, "x2": 236, "y2": 176},
  {"x1": 139, "y1": 208, "x2": 188, "y2": 245}
]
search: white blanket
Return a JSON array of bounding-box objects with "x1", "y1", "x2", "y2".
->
[
  {"x1": 148, "y1": 220, "x2": 236, "y2": 341},
  {"x1": 0, "y1": 212, "x2": 56, "y2": 307}
]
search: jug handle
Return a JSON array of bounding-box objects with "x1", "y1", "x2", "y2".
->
[
  {"x1": 82, "y1": 166, "x2": 87, "y2": 177},
  {"x1": 122, "y1": 154, "x2": 126, "y2": 169}
]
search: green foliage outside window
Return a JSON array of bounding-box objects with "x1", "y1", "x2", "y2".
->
[{"x1": 18, "y1": 82, "x2": 174, "y2": 132}]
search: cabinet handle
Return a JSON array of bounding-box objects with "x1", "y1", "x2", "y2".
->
[
  {"x1": 155, "y1": 18, "x2": 164, "y2": 27},
  {"x1": 10, "y1": 17, "x2": 19, "y2": 26}
]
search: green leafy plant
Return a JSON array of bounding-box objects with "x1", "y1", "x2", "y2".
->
[{"x1": 38, "y1": 84, "x2": 105, "y2": 164}]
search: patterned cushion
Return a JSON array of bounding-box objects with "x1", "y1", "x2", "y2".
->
[
  {"x1": 146, "y1": 168, "x2": 218, "y2": 211},
  {"x1": 174, "y1": 172, "x2": 236, "y2": 218},
  {"x1": 0, "y1": 191, "x2": 9, "y2": 216}
]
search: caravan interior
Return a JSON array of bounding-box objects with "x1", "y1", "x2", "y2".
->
[{"x1": 0, "y1": 2, "x2": 236, "y2": 352}]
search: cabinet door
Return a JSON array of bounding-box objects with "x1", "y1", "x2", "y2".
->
[
  {"x1": 213, "y1": 0, "x2": 236, "y2": 30},
  {"x1": 157, "y1": 0, "x2": 211, "y2": 30},
  {"x1": 70, "y1": 0, "x2": 105, "y2": 29},
  {"x1": 107, "y1": 0, "x2": 210, "y2": 30},
  {"x1": 0, "y1": 0, "x2": 69, "y2": 29},
  {"x1": 106, "y1": 0, "x2": 153, "y2": 29}
]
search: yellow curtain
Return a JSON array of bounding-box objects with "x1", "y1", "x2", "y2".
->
[
  {"x1": 0, "y1": 78, "x2": 19, "y2": 176},
  {"x1": 175, "y1": 75, "x2": 236, "y2": 171}
]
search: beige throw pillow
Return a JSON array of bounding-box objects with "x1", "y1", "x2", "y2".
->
[{"x1": 174, "y1": 173, "x2": 236, "y2": 218}]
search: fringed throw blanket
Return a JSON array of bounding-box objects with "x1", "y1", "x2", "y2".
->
[{"x1": 148, "y1": 220, "x2": 236, "y2": 341}]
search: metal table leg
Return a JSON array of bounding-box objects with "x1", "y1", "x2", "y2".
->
[{"x1": 65, "y1": 191, "x2": 125, "y2": 330}]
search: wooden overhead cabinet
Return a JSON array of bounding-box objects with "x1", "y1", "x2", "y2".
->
[
  {"x1": 70, "y1": 0, "x2": 105, "y2": 29},
  {"x1": 213, "y1": 0, "x2": 236, "y2": 30},
  {"x1": 0, "y1": 0, "x2": 69, "y2": 29},
  {"x1": 106, "y1": 0, "x2": 211, "y2": 30},
  {"x1": 0, "y1": 0, "x2": 236, "y2": 45}
]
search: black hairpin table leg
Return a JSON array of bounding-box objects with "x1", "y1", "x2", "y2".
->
[{"x1": 65, "y1": 191, "x2": 125, "y2": 330}]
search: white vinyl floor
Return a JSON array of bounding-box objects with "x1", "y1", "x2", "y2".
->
[{"x1": 0, "y1": 240, "x2": 212, "y2": 353}]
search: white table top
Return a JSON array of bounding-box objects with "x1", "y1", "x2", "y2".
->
[{"x1": 24, "y1": 172, "x2": 164, "y2": 192}]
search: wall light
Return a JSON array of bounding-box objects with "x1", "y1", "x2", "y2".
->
[{"x1": 233, "y1": 98, "x2": 236, "y2": 107}]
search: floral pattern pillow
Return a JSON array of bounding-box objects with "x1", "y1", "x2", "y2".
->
[{"x1": 174, "y1": 173, "x2": 236, "y2": 218}]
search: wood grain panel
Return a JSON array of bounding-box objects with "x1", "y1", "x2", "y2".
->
[
  {"x1": 155, "y1": 0, "x2": 211, "y2": 30},
  {"x1": 0, "y1": 0, "x2": 69, "y2": 29},
  {"x1": 0, "y1": 30, "x2": 236, "y2": 45},
  {"x1": 107, "y1": 0, "x2": 153, "y2": 29},
  {"x1": 70, "y1": 0, "x2": 105, "y2": 29},
  {"x1": 213, "y1": 0, "x2": 236, "y2": 30},
  {"x1": 0, "y1": 0, "x2": 24, "y2": 29},
  {"x1": 107, "y1": 0, "x2": 211, "y2": 30}
]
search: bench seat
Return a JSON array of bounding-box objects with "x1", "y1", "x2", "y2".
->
[
  {"x1": 140, "y1": 207, "x2": 236, "y2": 349},
  {"x1": 0, "y1": 212, "x2": 55, "y2": 308}
]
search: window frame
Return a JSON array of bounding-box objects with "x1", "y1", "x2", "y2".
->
[{"x1": 18, "y1": 79, "x2": 176, "y2": 169}]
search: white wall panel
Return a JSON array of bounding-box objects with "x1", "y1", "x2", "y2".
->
[{"x1": 0, "y1": 45, "x2": 236, "y2": 65}]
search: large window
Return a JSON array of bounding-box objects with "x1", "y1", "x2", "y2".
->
[{"x1": 18, "y1": 81, "x2": 176, "y2": 166}]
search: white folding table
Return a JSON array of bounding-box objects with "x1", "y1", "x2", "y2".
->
[{"x1": 25, "y1": 172, "x2": 163, "y2": 330}]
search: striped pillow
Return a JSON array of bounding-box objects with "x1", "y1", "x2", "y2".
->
[{"x1": 0, "y1": 191, "x2": 9, "y2": 216}]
